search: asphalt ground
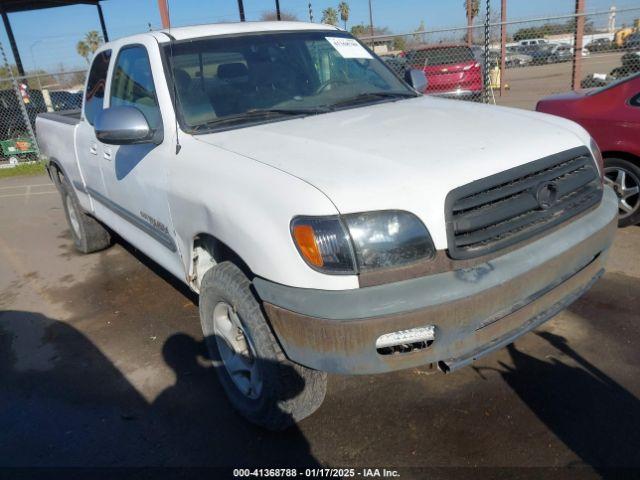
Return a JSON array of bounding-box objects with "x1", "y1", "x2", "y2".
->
[
  {"x1": 1, "y1": 174, "x2": 639, "y2": 478},
  {"x1": 496, "y1": 51, "x2": 626, "y2": 109}
]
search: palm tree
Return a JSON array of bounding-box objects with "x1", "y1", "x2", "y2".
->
[
  {"x1": 464, "y1": 0, "x2": 480, "y2": 45},
  {"x1": 76, "y1": 41, "x2": 91, "y2": 64},
  {"x1": 84, "y1": 31, "x2": 103, "y2": 52},
  {"x1": 337, "y1": 2, "x2": 350, "y2": 30},
  {"x1": 76, "y1": 30, "x2": 104, "y2": 63},
  {"x1": 321, "y1": 7, "x2": 338, "y2": 26}
]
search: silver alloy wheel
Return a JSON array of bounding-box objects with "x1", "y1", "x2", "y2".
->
[
  {"x1": 212, "y1": 301, "x2": 263, "y2": 399},
  {"x1": 66, "y1": 194, "x2": 81, "y2": 238},
  {"x1": 604, "y1": 166, "x2": 640, "y2": 219}
]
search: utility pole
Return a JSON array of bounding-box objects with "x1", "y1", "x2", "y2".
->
[
  {"x1": 275, "y1": 0, "x2": 281, "y2": 20},
  {"x1": 237, "y1": 0, "x2": 245, "y2": 21},
  {"x1": 308, "y1": 2, "x2": 313, "y2": 22},
  {"x1": 368, "y1": 0, "x2": 374, "y2": 47},
  {"x1": 158, "y1": 0, "x2": 170, "y2": 28},
  {"x1": 500, "y1": 0, "x2": 506, "y2": 96},
  {"x1": 466, "y1": 0, "x2": 473, "y2": 46},
  {"x1": 571, "y1": 0, "x2": 585, "y2": 91}
]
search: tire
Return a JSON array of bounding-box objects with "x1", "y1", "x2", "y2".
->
[
  {"x1": 199, "y1": 262, "x2": 327, "y2": 430},
  {"x1": 59, "y1": 174, "x2": 112, "y2": 253},
  {"x1": 604, "y1": 158, "x2": 640, "y2": 227}
]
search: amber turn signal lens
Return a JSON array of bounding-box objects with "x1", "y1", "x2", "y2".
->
[{"x1": 292, "y1": 224, "x2": 324, "y2": 267}]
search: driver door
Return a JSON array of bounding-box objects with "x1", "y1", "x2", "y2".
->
[{"x1": 98, "y1": 40, "x2": 183, "y2": 278}]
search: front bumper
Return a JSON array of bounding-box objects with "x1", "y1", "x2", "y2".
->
[{"x1": 254, "y1": 187, "x2": 619, "y2": 375}]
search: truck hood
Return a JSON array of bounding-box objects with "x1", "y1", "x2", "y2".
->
[{"x1": 195, "y1": 96, "x2": 589, "y2": 248}]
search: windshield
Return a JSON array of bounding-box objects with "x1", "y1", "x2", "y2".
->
[{"x1": 162, "y1": 30, "x2": 415, "y2": 132}]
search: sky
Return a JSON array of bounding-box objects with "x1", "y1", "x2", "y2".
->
[{"x1": 0, "y1": 0, "x2": 637, "y2": 73}]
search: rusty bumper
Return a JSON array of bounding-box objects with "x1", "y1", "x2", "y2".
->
[{"x1": 255, "y1": 188, "x2": 619, "y2": 375}]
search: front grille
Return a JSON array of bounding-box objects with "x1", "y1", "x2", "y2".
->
[{"x1": 445, "y1": 146, "x2": 603, "y2": 260}]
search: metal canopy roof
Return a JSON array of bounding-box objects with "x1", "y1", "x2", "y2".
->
[
  {"x1": 0, "y1": 1, "x2": 101, "y2": 13},
  {"x1": 0, "y1": 0, "x2": 107, "y2": 76}
]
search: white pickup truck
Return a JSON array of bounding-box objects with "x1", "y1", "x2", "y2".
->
[{"x1": 36, "y1": 21, "x2": 618, "y2": 430}]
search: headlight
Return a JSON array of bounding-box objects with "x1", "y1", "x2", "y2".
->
[
  {"x1": 343, "y1": 211, "x2": 435, "y2": 270},
  {"x1": 291, "y1": 211, "x2": 435, "y2": 274}
]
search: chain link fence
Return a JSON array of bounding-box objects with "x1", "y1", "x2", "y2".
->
[
  {"x1": 0, "y1": 42, "x2": 84, "y2": 168},
  {"x1": 366, "y1": 6, "x2": 640, "y2": 110},
  {"x1": 0, "y1": 5, "x2": 639, "y2": 169}
]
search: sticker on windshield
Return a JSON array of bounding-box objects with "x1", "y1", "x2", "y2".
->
[{"x1": 325, "y1": 37, "x2": 373, "y2": 59}]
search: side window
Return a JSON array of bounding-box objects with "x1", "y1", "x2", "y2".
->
[
  {"x1": 110, "y1": 45, "x2": 161, "y2": 129},
  {"x1": 84, "y1": 50, "x2": 111, "y2": 125},
  {"x1": 631, "y1": 93, "x2": 640, "y2": 107}
]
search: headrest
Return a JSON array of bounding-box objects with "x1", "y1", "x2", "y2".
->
[
  {"x1": 173, "y1": 69, "x2": 191, "y2": 91},
  {"x1": 217, "y1": 62, "x2": 249, "y2": 79}
]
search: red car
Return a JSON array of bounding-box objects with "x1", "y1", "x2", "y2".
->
[
  {"x1": 404, "y1": 45, "x2": 483, "y2": 101},
  {"x1": 536, "y1": 73, "x2": 640, "y2": 226}
]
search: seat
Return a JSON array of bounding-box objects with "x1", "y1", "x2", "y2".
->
[
  {"x1": 173, "y1": 68, "x2": 216, "y2": 127},
  {"x1": 209, "y1": 62, "x2": 251, "y2": 116}
]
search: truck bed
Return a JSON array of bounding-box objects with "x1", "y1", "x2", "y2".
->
[
  {"x1": 37, "y1": 109, "x2": 81, "y2": 126},
  {"x1": 35, "y1": 109, "x2": 87, "y2": 208}
]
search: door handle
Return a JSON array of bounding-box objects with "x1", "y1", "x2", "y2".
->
[
  {"x1": 103, "y1": 148, "x2": 112, "y2": 161},
  {"x1": 89, "y1": 143, "x2": 97, "y2": 155}
]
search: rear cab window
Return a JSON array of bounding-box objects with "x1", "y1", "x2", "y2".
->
[{"x1": 84, "y1": 50, "x2": 111, "y2": 125}]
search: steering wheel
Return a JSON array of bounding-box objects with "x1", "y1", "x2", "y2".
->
[{"x1": 315, "y1": 79, "x2": 349, "y2": 94}]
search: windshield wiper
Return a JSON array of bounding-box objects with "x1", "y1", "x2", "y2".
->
[
  {"x1": 330, "y1": 91, "x2": 418, "y2": 108},
  {"x1": 192, "y1": 107, "x2": 331, "y2": 131}
]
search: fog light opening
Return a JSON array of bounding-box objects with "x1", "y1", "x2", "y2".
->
[
  {"x1": 376, "y1": 325, "x2": 435, "y2": 356},
  {"x1": 437, "y1": 361, "x2": 451, "y2": 374}
]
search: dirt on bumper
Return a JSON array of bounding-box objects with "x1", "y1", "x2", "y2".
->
[{"x1": 261, "y1": 191, "x2": 618, "y2": 375}]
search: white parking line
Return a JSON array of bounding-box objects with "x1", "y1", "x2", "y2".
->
[
  {"x1": 0, "y1": 183, "x2": 51, "y2": 191},
  {"x1": 0, "y1": 190, "x2": 57, "y2": 199}
]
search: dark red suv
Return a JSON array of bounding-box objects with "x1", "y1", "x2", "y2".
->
[{"x1": 404, "y1": 44, "x2": 483, "y2": 101}]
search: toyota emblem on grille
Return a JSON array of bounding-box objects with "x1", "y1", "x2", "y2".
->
[{"x1": 535, "y1": 181, "x2": 558, "y2": 209}]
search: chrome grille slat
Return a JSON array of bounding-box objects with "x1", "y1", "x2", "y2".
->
[{"x1": 445, "y1": 147, "x2": 603, "y2": 259}]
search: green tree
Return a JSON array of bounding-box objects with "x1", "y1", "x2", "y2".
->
[
  {"x1": 464, "y1": 0, "x2": 480, "y2": 45},
  {"x1": 350, "y1": 24, "x2": 390, "y2": 37},
  {"x1": 76, "y1": 30, "x2": 103, "y2": 63},
  {"x1": 337, "y1": 2, "x2": 350, "y2": 30},
  {"x1": 76, "y1": 41, "x2": 90, "y2": 64},
  {"x1": 392, "y1": 36, "x2": 407, "y2": 51},
  {"x1": 412, "y1": 19, "x2": 426, "y2": 46},
  {"x1": 350, "y1": 24, "x2": 368, "y2": 36},
  {"x1": 260, "y1": 11, "x2": 299, "y2": 21},
  {"x1": 321, "y1": 7, "x2": 338, "y2": 26}
]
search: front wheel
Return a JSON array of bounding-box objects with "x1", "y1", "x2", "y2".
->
[
  {"x1": 604, "y1": 158, "x2": 640, "y2": 227},
  {"x1": 199, "y1": 262, "x2": 327, "y2": 430}
]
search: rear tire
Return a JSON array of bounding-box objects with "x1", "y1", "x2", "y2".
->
[
  {"x1": 59, "y1": 175, "x2": 112, "y2": 253},
  {"x1": 604, "y1": 158, "x2": 640, "y2": 227},
  {"x1": 199, "y1": 262, "x2": 327, "y2": 430}
]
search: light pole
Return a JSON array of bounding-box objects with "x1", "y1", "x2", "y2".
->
[
  {"x1": 368, "y1": 0, "x2": 374, "y2": 47},
  {"x1": 29, "y1": 39, "x2": 44, "y2": 90}
]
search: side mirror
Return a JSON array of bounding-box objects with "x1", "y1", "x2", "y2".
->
[
  {"x1": 94, "y1": 106, "x2": 159, "y2": 145},
  {"x1": 405, "y1": 69, "x2": 428, "y2": 93}
]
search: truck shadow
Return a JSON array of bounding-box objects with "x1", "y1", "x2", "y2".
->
[
  {"x1": 493, "y1": 332, "x2": 640, "y2": 471},
  {"x1": 0, "y1": 310, "x2": 320, "y2": 468}
]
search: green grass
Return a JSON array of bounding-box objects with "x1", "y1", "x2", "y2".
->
[{"x1": 0, "y1": 161, "x2": 47, "y2": 179}]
